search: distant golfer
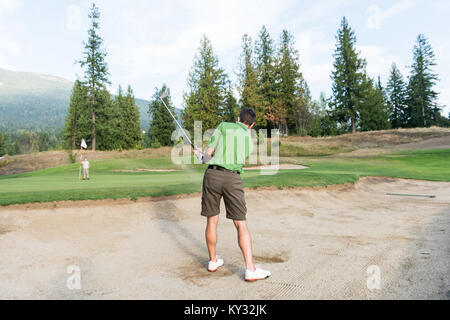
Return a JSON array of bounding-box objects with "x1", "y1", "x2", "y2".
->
[
  {"x1": 194, "y1": 108, "x2": 271, "y2": 281},
  {"x1": 81, "y1": 157, "x2": 90, "y2": 180}
]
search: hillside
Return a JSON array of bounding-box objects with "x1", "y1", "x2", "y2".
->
[
  {"x1": 0, "y1": 68, "x2": 178, "y2": 130},
  {"x1": 0, "y1": 68, "x2": 72, "y2": 130}
]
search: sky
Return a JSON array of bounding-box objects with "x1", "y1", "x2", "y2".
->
[{"x1": 0, "y1": 0, "x2": 449, "y2": 116}]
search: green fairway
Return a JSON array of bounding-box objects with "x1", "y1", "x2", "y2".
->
[
  {"x1": 0, "y1": 149, "x2": 449, "y2": 206},
  {"x1": 302, "y1": 148, "x2": 450, "y2": 181}
]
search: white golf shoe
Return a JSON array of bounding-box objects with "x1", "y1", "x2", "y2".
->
[
  {"x1": 245, "y1": 266, "x2": 271, "y2": 282},
  {"x1": 207, "y1": 256, "x2": 224, "y2": 272}
]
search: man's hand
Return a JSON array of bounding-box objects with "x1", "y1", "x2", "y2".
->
[
  {"x1": 193, "y1": 147, "x2": 215, "y2": 163},
  {"x1": 194, "y1": 147, "x2": 204, "y2": 162},
  {"x1": 194, "y1": 147, "x2": 202, "y2": 157}
]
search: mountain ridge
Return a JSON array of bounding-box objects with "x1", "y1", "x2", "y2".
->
[{"x1": 0, "y1": 68, "x2": 173, "y2": 131}]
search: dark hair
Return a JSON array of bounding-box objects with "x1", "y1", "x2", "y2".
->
[{"x1": 239, "y1": 108, "x2": 256, "y2": 126}]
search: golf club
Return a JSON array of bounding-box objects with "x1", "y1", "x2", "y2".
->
[{"x1": 159, "y1": 91, "x2": 195, "y2": 149}]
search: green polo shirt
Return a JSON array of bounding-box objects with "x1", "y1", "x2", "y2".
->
[{"x1": 206, "y1": 121, "x2": 253, "y2": 173}]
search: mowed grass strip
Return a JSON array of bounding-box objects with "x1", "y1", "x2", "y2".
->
[
  {"x1": 0, "y1": 149, "x2": 448, "y2": 206},
  {"x1": 302, "y1": 148, "x2": 450, "y2": 181}
]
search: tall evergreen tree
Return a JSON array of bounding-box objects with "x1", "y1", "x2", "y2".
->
[
  {"x1": 63, "y1": 80, "x2": 89, "y2": 149},
  {"x1": 182, "y1": 35, "x2": 227, "y2": 133},
  {"x1": 255, "y1": 26, "x2": 276, "y2": 129},
  {"x1": 120, "y1": 86, "x2": 142, "y2": 149},
  {"x1": 94, "y1": 88, "x2": 116, "y2": 150},
  {"x1": 406, "y1": 34, "x2": 441, "y2": 127},
  {"x1": 222, "y1": 80, "x2": 240, "y2": 122},
  {"x1": 106, "y1": 86, "x2": 142, "y2": 150},
  {"x1": 386, "y1": 63, "x2": 407, "y2": 128},
  {"x1": 148, "y1": 85, "x2": 176, "y2": 147},
  {"x1": 274, "y1": 29, "x2": 308, "y2": 135},
  {"x1": 294, "y1": 78, "x2": 313, "y2": 135},
  {"x1": 99, "y1": 85, "x2": 140, "y2": 150},
  {"x1": 100, "y1": 85, "x2": 124, "y2": 150},
  {"x1": 359, "y1": 76, "x2": 391, "y2": 131},
  {"x1": 237, "y1": 34, "x2": 261, "y2": 120},
  {"x1": 78, "y1": 3, "x2": 111, "y2": 151},
  {"x1": 329, "y1": 17, "x2": 367, "y2": 133}
]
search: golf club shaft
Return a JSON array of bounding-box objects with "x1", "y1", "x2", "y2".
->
[{"x1": 159, "y1": 97, "x2": 195, "y2": 148}]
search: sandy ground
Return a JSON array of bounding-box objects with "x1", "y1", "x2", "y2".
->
[{"x1": 0, "y1": 177, "x2": 449, "y2": 300}]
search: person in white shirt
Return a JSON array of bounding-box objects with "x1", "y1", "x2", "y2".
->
[{"x1": 81, "y1": 157, "x2": 90, "y2": 180}]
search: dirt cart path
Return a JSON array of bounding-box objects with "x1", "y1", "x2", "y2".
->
[{"x1": 0, "y1": 177, "x2": 449, "y2": 299}]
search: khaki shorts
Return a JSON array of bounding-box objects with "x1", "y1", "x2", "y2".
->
[{"x1": 201, "y1": 168, "x2": 247, "y2": 221}]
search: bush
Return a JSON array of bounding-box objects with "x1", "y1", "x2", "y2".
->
[
  {"x1": 67, "y1": 150, "x2": 76, "y2": 164},
  {"x1": 151, "y1": 138, "x2": 161, "y2": 149}
]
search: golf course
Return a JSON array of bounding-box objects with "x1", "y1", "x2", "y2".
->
[
  {"x1": 1, "y1": 128, "x2": 449, "y2": 206},
  {"x1": 1, "y1": 127, "x2": 449, "y2": 299}
]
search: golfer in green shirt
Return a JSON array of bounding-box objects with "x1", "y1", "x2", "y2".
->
[{"x1": 194, "y1": 108, "x2": 271, "y2": 281}]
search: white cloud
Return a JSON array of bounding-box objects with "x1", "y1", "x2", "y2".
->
[
  {"x1": 0, "y1": 0, "x2": 22, "y2": 69},
  {"x1": 382, "y1": 0, "x2": 415, "y2": 19},
  {"x1": 294, "y1": 28, "x2": 335, "y2": 97},
  {"x1": 0, "y1": 0, "x2": 19, "y2": 18},
  {"x1": 357, "y1": 45, "x2": 405, "y2": 82},
  {"x1": 284, "y1": 0, "x2": 352, "y2": 30},
  {"x1": 434, "y1": 43, "x2": 450, "y2": 115},
  {"x1": 436, "y1": 87, "x2": 450, "y2": 115},
  {"x1": 106, "y1": 0, "x2": 298, "y2": 105},
  {"x1": 366, "y1": 0, "x2": 415, "y2": 30}
]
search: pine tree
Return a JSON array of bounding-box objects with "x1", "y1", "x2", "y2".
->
[
  {"x1": 106, "y1": 86, "x2": 142, "y2": 150},
  {"x1": 63, "y1": 80, "x2": 89, "y2": 149},
  {"x1": 255, "y1": 26, "x2": 276, "y2": 129},
  {"x1": 406, "y1": 34, "x2": 441, "y2": 127},
  {"x1": 121, "y1": 86, "x2": 142, "y2": 149},
  {"x1": 94, "y1": 88, "x2": 116, "y2": 150},
  {"x1": 329, "y1": 17, "x2": 367, "y2": 133},
  {"x1": 148, "y1": 85, "x2": 176, "y2": 147},
  {"x1": 274, "y1": 29, "x2": 304, "y2": 135},
  {"x1": 237, "y1": 34, "x2": 261, "y2": 119},
  {"x1": 294, "y1": 78, "x2": 313, "y2": 135},
  {"x1": 222, "y1": 81, "x2": 240, "y2": 122},
  {"x1": 359, "y1": 76, "x2": 391, "y2": 131},
  {"x1": 78, "y1": 3, "x2": 111, "y2": 151},
  {"x1": 182, "y1": 35, "x2": 227, "y2": 133},
  {"x1": 307, "y1": 92, "x2": 332, "y2": 137},
  {"x1": 386, "y1": 63, "x2": 407, "y2": 128}
]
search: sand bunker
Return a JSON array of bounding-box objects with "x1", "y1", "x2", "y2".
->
[{"x1": 0, "y1": 177, "x2": 449, "y2": 299}]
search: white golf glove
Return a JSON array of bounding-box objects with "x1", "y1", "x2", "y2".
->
[{"x1": 194, "y1": 147, "x2": 204, "y2": 163}]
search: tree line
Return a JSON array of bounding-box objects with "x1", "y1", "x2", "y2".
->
[
  {"x1": 328, "y1": 17, "x2": 447, "y2": 134},
  {"x1": 6, "y1": 5, "x2": 447, "y2": 156},
  {"x1": 148, "y1": 17, "x2": 448, "y2": 147},
  {"x1": 0, "y1": 129, "x2": 62, "y2": 157}
]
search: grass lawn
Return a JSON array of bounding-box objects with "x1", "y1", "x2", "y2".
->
[
  {"x1": 301, "y1": 148, "x2": 450, "y2": 181},
  {"x1": 0, "y1": 149, "x2": 448, "y2": 206}
]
